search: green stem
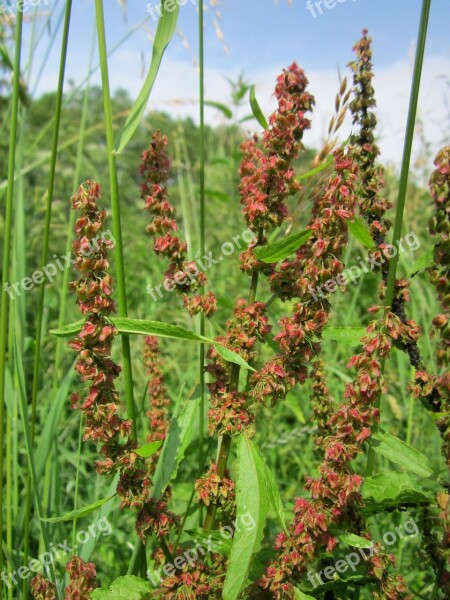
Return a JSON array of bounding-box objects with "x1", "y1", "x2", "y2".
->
[
  {"x1": 95, "y1": 0, "x2": 136, "y2": 439},
  {"x1": 198, "y1": 0, "x2": 206, "y2": 526},
  {"x1": 366, "y1": 0, "x2": 431, "y2": 477},
  {"x1": 52, "y1": 24, "x2": 96, "y2": 391},
  {"x1": 23, "y1": 4, "x2": 72, "y2": 589},
  {"x1": 0, "y1": 6, "x2": 23, "y2": 589}
]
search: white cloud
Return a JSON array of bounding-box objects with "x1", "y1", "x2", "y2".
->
[{"x1": 35, "y1": 46, "x2": 450, "y2": 172}]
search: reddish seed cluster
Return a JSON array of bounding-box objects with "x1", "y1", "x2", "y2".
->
[
  {"x1": 30, "y1": 574, "x2": 56, "y2": 600},
  {"x1": 309, "y1": 359, "x2": 336, "y2": 439},
  {"x1": 348, "y1": 29, "x2": 392, "y2": 254},
  {"x1": 162, "y1": 556, "x2": 227, "y2": 600},
  {"x1": 64, "y1": 557, "x2": 97, "y2": 600},
  {"x1": 209, "y1": 389, "x2": 254, "y2": 437},
  {"x1": 69, "y1": 181, "x2": 150, "y2": 511},
  {"x1": 205, "y1": 300, "x2": 271, "y2": 407},
  {"x1": 239, "y1": 63, "x2": 314, "y2": 238},
  {"x1": 250, "y1": 150, "x2": 358, "y2": 407},
  {"x1": 195, "y1": 463, "x2": 235, "y2": 517},
  {"x1": 135, "y1": 493, "x2": 180, "y2": 542},
  {"x1": 144, "y1": 335, "x2": 171, "y2": 472},
  {"x1": 140, "y1": 131, "x2": 217, "y2": 317},
  {"x1": 411, "y1": 147, "x2": 450, "y2": 461},
  {"x1": 259, "y1": 309, "x2": 413, "y2": 599}
]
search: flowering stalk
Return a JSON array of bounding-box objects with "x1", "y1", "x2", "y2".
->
[
  {"x1": 411, "y1": 146, "x2": 450, "y2": 596},
  {"x1": 349, "y1": 29, "x2": 392, "y2": 258},
  {"x1": 144, "y1": 336, "x2": 171, "y2": 473},
  {"x1": 69, "y1": 181, "x2": 177, "y2": 551},
  {"x1": 202, "y1": 64, "x2": 315, "y2": 531},
  {"x1": 258, "y1": 309, "x2": 415, "y2": 599},
  {"x1": 140, "y1": 131, "x2": 217, "y2": 317},
  {"x1": 31, "y1": 557, "x2": 97, "y2": 600}
]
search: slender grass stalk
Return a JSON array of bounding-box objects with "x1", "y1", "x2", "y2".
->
[
  {"x1": 0, "y1": 6, "x2": 23, "y2": 591},
  {"x1": 366, "y1": 0, "x2": 431, "y2": 476},
  {"x1": 198, "y1": 0, "x2": 206, "y2": 525},
  {"x1": 95, "y1": 0, "x2": 136, "y2": 440},
  {"x1": 22, "y1": 4, "x2": 73, "y2": 591},
  {"x1": 52, "y1": 25, "x2": 96, "y2": 391}
]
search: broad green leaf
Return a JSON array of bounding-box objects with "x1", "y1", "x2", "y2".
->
[
  {"x1": 115, "y1": 3, "x2": 179, "y2": 153},
  {"x1": 253, "y1": 230, "x2": 313, "y2": 263},
  {"x1": 294, "y1": 590, "x2": 316, "y2": 600},
  {"x1": 214, "y1": 343, "x2": 255, "y2": 371},
  {"x1": 50, "y1": 317, "x2": 254, "y2": 371},
  {"x1": 249, "y1": 84, "x2": 268, "y2": 130},
  {"x1": 41, "y1": 495, "x2": 116, "y2": 523},
  {"x1": 223, "y1": 437, "x2": 270, "y2": 600},
  {"x1": 152, "y1": 396, "x2": 199, "y2": 498},
  {"x1": 329, "y1": 528, "x2": 373, "y2": 549},
  {"x1": 134, "y1": 440, "x2": 163, "y2": 458},
  {"x1": 185, "y1": 528, "x2": 233, "y2": 557},
  {"x1": 348, "y1": 218, "x2": 375, "y2": 249},
  {"x1": 205, "y1": 101, "x2": 233, "y2": 119},
  {"x1": 370, "y1": 430, "x2": 434, "y2": 478},
  {"x1": 90, "y1": 575, "x2": 153, "y2": 599},
  {"x1": 409, "y1": 246, "x2": 435, "y2": 276},
  {"x1": 322, "y1": 326, "x2": 366, "y2": 347},
  {"x1": 362, "y1": 472, "x2": 432, "y2": 514}
]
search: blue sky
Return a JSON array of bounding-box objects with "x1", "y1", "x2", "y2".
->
[{"x1": 13, "y1": 0, "x2": 450, "y2": 168}]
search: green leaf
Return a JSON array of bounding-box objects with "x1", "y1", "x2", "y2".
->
[
  {"x1": 205, "y1": 189, "x2": 230, "y2": 202},
  {"x1": 329, "y1": 528, "x2": 373, "y2": 549},
  {"x1": 80, "y1": 474, "x2": 120, "y2": 562},
  {"x1": 134, "y1": 440, "x2": 163, "y2": 458},
  {"x1": 223, "y1": 437, "x2": 270, "y2": 600},
  {"x1": 253, "y1": 230, "x2": 313, "y2": 263},
  {"x1": 50, "y1": 317, "x2": 254, "y2": 371},
  {"x1": 185, "y1": 528, "x2": 233, "y2": 557},
  {"x1": 115, "y1": 2, "x2": 179, "y2": 153},
  {"x1": 370, "y1": 430, "x2": 434, "y2": 478},
  {"x1": 348, "y1": 218, "x2": 375, "y2": 249},
  {"x1": 205, "y1": 101, "x2": 233, "y2": 119},
  {"x1": 362, "y1": 472, "x2": 432, "y2": 514},
  {"x1": 409, "y1": 246, "x2": 435, "y2": 276},
  {"x1": 249, "y1": 84, "x2": 268, "y2": 130},
  {"x1": 294, "y1": 589, "x2": 316, "y2": 600},
  {"x1": 152, "y1": 396, "x2": 199, "y2": 498},
  {"x1": 90, "y1": 575, "x2": 153, "y2": 599},
  {"x1": 322, "y1": 326, "x2": 366, "y2": 347},
  {"x1": 42, "y1": 495, "x2": 116, "y2": 523}
]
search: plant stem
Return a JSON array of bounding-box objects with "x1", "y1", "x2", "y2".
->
[
  {"x1": 95, "y1": 0, "x2": 136, "y2": 439},
  {"x1": 198, "y1": 0, "x2": 206, "y2": 526},
  {"x1": 52, "y1": 24, "x2": 95, "y2": 392},
  {"x1": 366, "y1": 0, "x2": 431, "y2": 477},
  {"x1": 0, "y1": 5, "x2": 23, "y2": 590},
  {"x1": 23, "y1": 4, "x2": 72, "y2": 589}
]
